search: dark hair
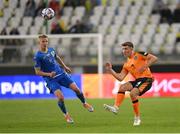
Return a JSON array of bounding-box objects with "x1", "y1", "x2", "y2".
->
[
  {"x1": 121, "y1": 42, "x2": 134, "y2": 48},
  {"x1": 38, "y1": 34, "x2": 48, "y2": 39}
]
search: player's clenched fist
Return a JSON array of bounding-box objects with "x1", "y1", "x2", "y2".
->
[
  {"x1": 49, "y1": 71, "x2": 56, "y2": 78},
  {"x1": 105, "y1": 62, "x2": 112, "y2": 72}
]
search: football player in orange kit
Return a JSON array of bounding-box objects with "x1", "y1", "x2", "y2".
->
[{"x1": 104, "y1": 42, "x2": 158, "y2": 126}]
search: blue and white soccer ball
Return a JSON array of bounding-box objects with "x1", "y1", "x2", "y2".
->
[{"x1": 41, "y1": 8, "x2": 55, "y2": 20}]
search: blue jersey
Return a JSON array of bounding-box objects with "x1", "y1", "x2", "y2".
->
[{"x1": 34, "y1": 47, "x2": 65, "y2": 81}]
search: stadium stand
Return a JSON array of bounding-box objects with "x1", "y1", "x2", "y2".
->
[{"x1": 0, "y1": 0, "x2": 180, "y2": 64}]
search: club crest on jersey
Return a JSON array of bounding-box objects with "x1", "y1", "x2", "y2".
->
[
  {"x1": 134, "y1": 56, "x2": 138, "y2": 60},
  {"x1": 51, "y1": 51, "x2": 55, "y2": 57}
]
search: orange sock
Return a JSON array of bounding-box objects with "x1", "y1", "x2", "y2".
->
[
  {"x1": 114, "y1": 92, "x2": 125, "y2": 107},
  {"x1": 132, "y1": 100, "x2": 140, "y2": 117}
]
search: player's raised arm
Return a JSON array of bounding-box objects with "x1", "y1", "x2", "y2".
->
[
  {"x1": 146, "y1": 53, "x2": 158, "y2": 67},
  {"x1": 138, "y1": 53, "x2": 158, "y2": 73},
  {"x1": 56, "y1": 55, "x2": 72, "y2": 73},
  {"x1": 105, "y1": 62, "x2": 128, "y2": 81}
]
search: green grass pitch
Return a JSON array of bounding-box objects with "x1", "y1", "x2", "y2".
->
[{"x1": 0, "y1": 98, "x2": 180, "y2": 133}]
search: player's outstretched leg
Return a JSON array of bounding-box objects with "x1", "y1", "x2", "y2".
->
[
  {"x1": 83, "y1": 102, "x2": 94, "y2": 112},
  {"x1": 103, "y1": 104, "x2": 119, "y2": 114},
  {"x1": 55, "y1": 90, "x2": 74, "y2": 124},
  {"x1": 103, "y1": 91, "x2": 125, "y2": 115},
  {"x1": 58, "y1": 101, "x2": 74, "y2": 124},
  {"x1": 76, "y1": 91, "x2": 94, "y2": 112},
  {"x1": 64, "y1": 112, "x2": 74, "y2": 124},
  {"x1": 69, "y1": 83, "x2": 94, "y2": 112}
]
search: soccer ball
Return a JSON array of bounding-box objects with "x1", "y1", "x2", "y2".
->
[{"x1": 41, "y1": 8, "x2": 55, "y2": 20}]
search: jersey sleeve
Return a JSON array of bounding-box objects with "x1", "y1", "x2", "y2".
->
[
  {"x1": 33, "y1": 54, "x2": 41, "y2": 69},
  {"x1": 138, "y1": 51, "x2": 149, "y2": 60}
]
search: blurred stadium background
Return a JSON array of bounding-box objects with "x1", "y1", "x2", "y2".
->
[
  {"x1": 0, "y1": 0, "x2": 180, "y2": 132},
  {"x1": 0, "y1": 0, "x2": 180, "y2": 67}
]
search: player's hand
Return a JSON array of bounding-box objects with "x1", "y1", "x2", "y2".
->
[
  {"x1": 49, "y1": 71, "x2": 56, "y2": 78},
  {"x1": 65, "y1": 66, "x2": 72, "y2": 73},
  {"x1": 105, "y1": 62, "x2": 112, "y2": 72}
]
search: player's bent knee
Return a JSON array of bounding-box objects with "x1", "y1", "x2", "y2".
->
[
  {"x1": 57, "y1": 96, "x2": 64, "y2": 102},
  {"x1": 118, "y1": 88, "x2": 125, "y2": 93},
  {"x1": 54, "y1": 90, "x2": 64, "y2": 101},
  {"x1": 130, "y1": 90, "x2": 139, "y2": 100},
  {"x1": 130, "y1": 92, "x2": 136, "y2": 98},
  {"x1": 74, "y1": 88, "x2": 81, "y2": 94},
  {"x1": 70, "y1": 83, "x2": 81, "y2": 94},
  {"x1": 56, "y1": 92, "x2": 64, "y2": 101},
  {"x1": 118, "y1": 85, "x2": 127, "y2": 92}
]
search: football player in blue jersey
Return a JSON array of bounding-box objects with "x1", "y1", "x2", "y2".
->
[{"x1": 34, "y1": 34, "x2": 94, "y2": 124}]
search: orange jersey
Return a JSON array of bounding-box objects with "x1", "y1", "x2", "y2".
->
[{"x1": 122, "y1": 52, "x2": 153, "y2": 79}]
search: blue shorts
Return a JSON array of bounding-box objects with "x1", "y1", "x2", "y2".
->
[{"x1": 46, "y1": 73, "x2": 74, "y2": 94}]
